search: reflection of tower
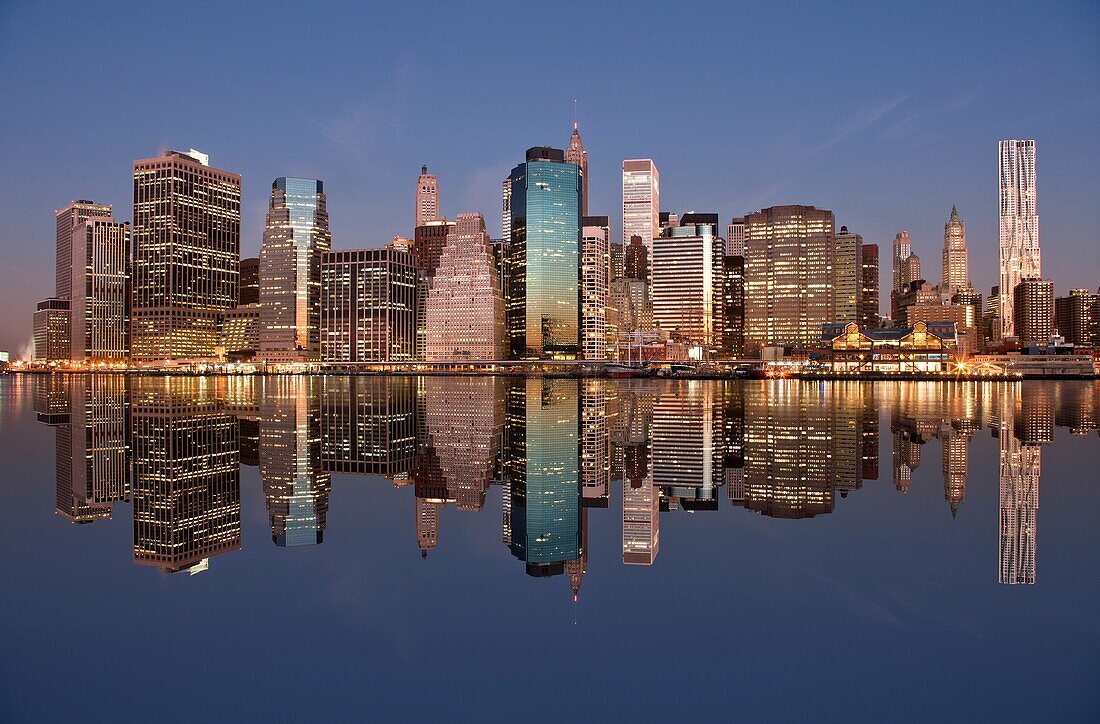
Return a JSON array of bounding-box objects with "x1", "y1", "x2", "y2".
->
[
  {"x1": 941, "y1": 425, "x2": 971, "y2": 519},
  {"x1": 505, "y1": 378, "x2": 581, "y2": 577},
  {"x1": 424, "y1": 377, "x2": 502, "y2": 511},
  {"x1": 622, "y1": 461, "x2": 659, "y2": 565},
  {"x1": 416, "y1": 497, "x2": 440, "y2": 558},
  {"x1": 742, "y1": 382, "x2": 835, "y2": 518},
  {"x1": 259, "y1": 377, "x2": 330, "y2": 546},
  {"x1": 998, "y1": 386, "x2": 1041, "y2": 585},
  {"x1": 652, "y1": 381, "x2": 723, "y2": 509},
  {"x1": 891, "y1": 426, "x2": 922, "y2": 493},
  {"x1": 320, "y1": 377, "x2": 418, "y2": 475},
  {"x1": 131, "y1": 378, "x2": 241, "y2": 574},
  {"x1": 564, "y1": 507, "x2": 589, "y2": 601},
  {"x1": 580, "y1": 380, "x2": 611, "y2": 507}
]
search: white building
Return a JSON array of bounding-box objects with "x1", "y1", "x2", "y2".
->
[{"x1": 999, "y1": 140, "x2": 1040, "y2": 339}]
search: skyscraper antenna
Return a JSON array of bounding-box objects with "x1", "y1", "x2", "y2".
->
[{"x1": 573, "y1": 99, "x2": 578, "y2": 130}]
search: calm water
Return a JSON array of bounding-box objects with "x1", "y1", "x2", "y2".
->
[{"x1": 1, "y1": 374, "x2": 1098, "y2": 722}]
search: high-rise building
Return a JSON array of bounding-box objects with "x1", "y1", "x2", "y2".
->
[
  {"x1": 423, "y1": 212, "x2": 506, "y2": 360},
  {"x1": 259, "y1": 178, "x2": 331, "y2": 363},
  {"x1": 501, "y1": 178, "x2": 511, "y2": 244},
  {"x1": 726, "y1": 217, "x2": 746, "y2": 257},
  {"x1": 221, "y1": 303, "x2": 260, "y2": 360},
  {"x1": 33, "y1": 298, "x2": 70, "y2": 362},
  {"x1": 565, "y1": 123, "x2": 589, "y2": 217},
  {"x1": 1055, "y1": 288, "x2": 1099, "y2": 347},
  {"x1": 833, "y1": 226, "x2": 863, "y2": 324},
  {"x1": 320, "y1": 249, "x2": 418, "y2": 363},
  {"x1": 743, "y1": 205, "x2": 835, "y2": 349},
  {"x1": 413, "y1": 218, "x2": 458, "y2": 359},
  {"x1": 56, "y1": 200, "x2": 112, "y2": 301},
  {"x1": 415, "y1": 165, "x2": 439, "y2": 227},
  {"x1": 721, "y1": 255, "x2": 745, "y2": 357},
  {"x1": 891, "y1": 231, "x2": 921, "y2": 324},
  {"x1": 131, "y1": 150, "x2": 241, "y2": 363},
  {"x1": 941, "y1": 205, "x2": 968, "y2": 298},
  {"x1": 238, "y1": 257, "x2": 260, "y2": 305},
  {"x1": 1013, "y1": 277, "x2": 1054, "y2": 347},
  {"x1": 860, "y1": 243, "x2": 880, "y2": 328},
  {"x1": 624, "y1": 235, "x2": 648, "y2": 281},
  {"x1": 999, "y1": 140, "x2": 1040, "y2": 340},
  {"x1": 580, "y1": 216, "x2": 610, "y2": 360},
  {"x1": 622, "y1": 159, "x2": 660, "y2": 278},
  {"x1": 68, "y1": 218, "x2": 130, "y2": 362},
  {"x1": 651, "y1": 221, "x2": 724, "y2": 350},
  {"x1": 506, "y1": 147, "x2": 582, "y2": 359}
]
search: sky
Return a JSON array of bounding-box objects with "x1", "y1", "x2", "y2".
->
[{"x1": 1, "y1": 0, "x2": 1098, "y2": 356}]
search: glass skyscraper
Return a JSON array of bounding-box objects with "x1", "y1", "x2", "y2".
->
[
  {"x1": 506, "y1": 147, "x2": 582, "y2": 359},
  {"x1": 259, "y1": 177, "x2": 331, "y2": 363}
]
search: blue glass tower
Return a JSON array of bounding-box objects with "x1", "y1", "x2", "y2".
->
[{"x1": 506, "y1": 147, "x2": 582, "y2": 359}]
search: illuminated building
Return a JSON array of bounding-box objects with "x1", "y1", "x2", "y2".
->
[
  {"x1": 721, "y1": 255, "x2": 745, "y2": 357},
  {"x1": 220, "y1": 304, "x2": 260, "y2": 361},
  {"x1": 416, "y1": 165, "x2": 439, "y2": 227},
  {"x1": 1055, "y1": 288, "x2": 1100, "y2": 347},
  {"x1": 580, "y1": 216, "x2": 610, "y2": 359},
  {"x1": 894, "y1": 280, "x2": 940, "y2": 327},
  {"x1": 833, "y1": 226, "x2": 863, "y2": 324},
  {"x1": 505, "y1": 378, "x2": 581, "y2": 576},
  {"x1": 239, "y1": 257, "x2": 260, "y2": 305},
  {"x1": 726, "y1": 217, "x2": 745, "y2": 257},
  {"x1": 131, "y1": 150, "x2": 241, "y2": 363},
  {"x1": 424, "y1": 213, "x2": 506, "y2": 361},
  {"x1": 651, "y1": 221, "x2": 724, "y2": 350},
  {"x1": 131, "y1": 378, "x2": 241, "y2": 573},
  {"x1": 67, "y1": 218, "x2": 130, "y2": 362},
  {"x1": 999, "y1": 140, "x2": 1040, "y2": 339},
  {"x1": 259, "y1": 377, "x2": 330, "y2": 546},
  {"x1": 33, "y1": 298, "x2": 70, "y2": 362},
  {"x1": 744, "y1": 205, "x2": 835, "y2": 349},
  {"x1": 320, "y1": 248, "x2": 417, "y2": 363},
  {"x1": 259, "y1": 178, "x2": 331, "y2": 363},
  {"x1": 821, "y1": 321, "x2": 955, "y2": 372},
  {"x1": 624, "y1": 235, "x2": 648, "y2": 281},
  {"x1": 1013, "y1": 277, "x2": 1054, "y2": 346},
  {"x1": 941, "y1": 205, "x2": 969, "y2": 298},
  {"x1": 506, "y1": 147, "x2": 582, "y2": 359},
  {"x1": 998, "y1": 389, "x2": 1039, "y2": 585},
  {"x1": 860, "y1": 243, "x2": 880, "y2": 328},
  {"x1": 56, "y1": 200, "x2": 112, "y2": 300},
  {"x1": 501, "y1": 178, "x2": 511, "y2": 244},
  {"x1": 320, "y1": 376, "x2": 418, "y2": 475},
  {"x1": 891, "y1": 231, "x2": 921, "y2": 324},
  {"x1": 622, "y1": 159, "x2": 660, "y2": 279},
  {"x1": 414, "y1": 218, "x2": 457, "y2": 359},
  {"x1": 580, "y1": 380, "x2": 611, "y2": 506},
  {"x1": 941, "y1": 424, "x2": 971, "y2": 519},
  {"x1": 565, "y1": 122, "x2": 589, "y2": 216}
]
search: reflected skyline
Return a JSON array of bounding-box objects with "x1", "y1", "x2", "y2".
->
[{"x1": 24, "y1": 375, "x2": 1100, "y2": 591}]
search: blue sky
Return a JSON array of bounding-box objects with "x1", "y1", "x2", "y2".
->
[{"x1": 1, "y1": 0, "x2": 1098, "y2": 354}]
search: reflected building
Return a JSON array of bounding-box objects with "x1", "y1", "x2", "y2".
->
[
  {"x1": 580, "y1": 380, "x2": 611, "y2": 507},
  {"x1": 131, "y1": 378, "x2": 241, "y2": 573},
  {"x1": 423, "y1": 376, "x2": 503, "y2": 511},
  {"x1": 652, "y1": 381, "x2": 723, "y2": 510},
  {"x1": 259, "y1": 377, "x2": 330, "y2": 546},
  {"x1": 320, "y1": 377, "x2": 418, "y2": 475},
  {"x1": 998, "y1": 386, "x2": 1042, "y2": 585},
  {"x1": 505, "y1": 378, "x2": 581, "y2": 576}
]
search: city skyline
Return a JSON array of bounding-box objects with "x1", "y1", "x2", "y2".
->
[{"x1": 2, "y1": 3, "x2": 1098, "y2": 354}]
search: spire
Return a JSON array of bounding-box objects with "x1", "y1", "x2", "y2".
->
[
  {"x1": 950, "y1": 204, "x2": 959, "y2": 222},
  {"x1": 950, "y1": 499, "x2": 960, "y2": 519}
]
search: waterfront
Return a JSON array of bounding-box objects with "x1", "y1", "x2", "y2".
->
[{"x1": 1, "y1": 375, "x2": 1098, "y2": 721}]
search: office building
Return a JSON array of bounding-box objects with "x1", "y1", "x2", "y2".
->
[
  {"x1": 67, "y1": 218, "x2": 130, "y2": 362},
  {"x1": 999, "y1": 140, "x2": 1040, "y2": 340},
  {"x1": 56, "y1": 200, "x2": 112, "y2": 300},
  {"x1": 259, "y1": 178, "x2": 331, "y2": 363},
  {"x1": 726, "y1": 217, "x2": 745, "y2": 257},
  {"x1": 942, "y1": 205, "x2": 968, "y2": 298},
  {"x1": 239, "y1": 257, "x2": 260, "y2": 305},
  {"x1": 622, "y1": 159, "x2": 660, "y2": 277},
  {"x1": 833, "y1": 226, "x2": 863, "y2": 324},
  {"x1": 501, "y1": 178, "x2": 511, "y2": 244},
  {"x1": 423, "y1": 212, "x2": 506, "y2": 360},
  {"x1": 320, "y1": 248, "x2": 418, "y2": 363},
  {"x1": 506, "y1": 147, "x2": 582, "y2": 359},
  {"x1": 624, "y1": 235, "x2": 648, "y2": 281},
  {"x1": 416, "y1": 165, "x2": 439, "y2": 227},
  {"x1": 221, "y1": 304, "x2": 260, "y2": 360},
  {"x1": 33, "y1": 298, "x2": 70, "y2": 362},
  {"x1": 722, "y1": 255, "x2": 745, "y2": 357},
  {"x1": 860, "y1": 243, "x2": 880, "y2": 328},
  {"x1": 1054, "y1": 288, "x2": 1099, "y2": 347},
  {"x1": 565, "y1": 122, "x2": 589, "y2": 216},
  {"x1": 1013, "y1": 277, "x2": 1054, "y2": 347},
  {"x1": 131, "y1": 150, "x2": 241, "y2": 362},
  {"x1": 651, "y1": 221, "x2": 724, "y2": 350},
  {"x1": 580, "y1": 216, "x2": 610, "y2": 360},
  {"x1": 743, "y1": 205, "x2": 835, "y2": 349}
]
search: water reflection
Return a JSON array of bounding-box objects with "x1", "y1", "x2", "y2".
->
[{"x1": 29, "y1": 375, "x2": 1100, "y2": 588}]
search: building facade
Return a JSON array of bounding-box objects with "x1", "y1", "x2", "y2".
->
[
  {"x1": 423, "y1": 212, "x2": 506, "y2": 360},
  {"x1": 860, "y1": 243, "x2": 880, "y2": 328},
  {"x1": 833, "y1": 226, "x2": 863, "y2": 324},
  {"x1": 320, "y1": 249, "x2": 418, "y2": 363},
  {"x1": 33, "y1": 298, "x2": 70, "y2": 362},
  {"x1": 131, "y1": 150, "x2": 241, "y2": 363},
  {"x1": 580, "y1": 216, "x2": 610, "y2": 360},
  {"x1": 651, "y1": 222, "x2": 724, "y2": 350},
  {"x1": 565, "y1": 123, "x2": 589, "y2": 217},
  {"x1": 69, "y1": 218, "x2": 130, "y2": 362},
  {"x1": 622, "y1": 159, "x2": 660, "y2": 279},
  {"x1": 506, "y1": 147, "x2": 582, "y2": 359},
  {"x1": 1055, "y1": 288, "x2": 1099, "y2": 347},
  {"x1": 743, "y1": 205, "x2": 835, "y2": 349},
  {"x1": 1013, "y1": 277, "x2": 1054, "y2": 347},
  {"x1": 942, "y1": 205, "x2": 968, "y2": 298},
  {"x1": 259, "y1": 178, "x2": 331, "y2": 363},
  {"x1": 999, "y1": 140, "x2": 1040, "y2": 340},
  {"x1": 722, "y1": 255, "x2": 745, "y2": 357},
  {"x1": 416, "y1": 165, "x2": 439, "y2": 227}
]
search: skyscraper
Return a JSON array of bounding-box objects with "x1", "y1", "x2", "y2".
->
[
  {"x1": 580, "y1": 216, "x2": 610, "y2": 360},
  {"x1": 622, "y1": 159, "x2": 660, "y2": 278},
  {"x1": 721, "y1": 255, "x2": 745, "y2": 357},
  {"x1": 1054, "y1": 288, "x2": 1099, "y2": 347},
  {"x1": 743, "y1": 205, "x2": 835, "y2": 349},
  {"x1": 941, "y1": 205, "x2": 968, "y2": 298},
  {"x1": 320, "y1": 249, "x2": 418, "y2": 363},
  {"x1": 833, "y1": 226, "x2": 863, "y2": 324},
  {"x1": 860, "y1": 243, "x2": 880, "y2": 328},
  {"x1": 69, "y1": 218, "x2": 130, "y2": 362},
  {"x1": 238, "y1": 257, "x2": 260, "y2": 305},
  {"x1": 32, "y1": 298, "x2": 70, "y2": 362},
  {"x1": 259, "y1": 178, "x2": 331, "y2": 363},
  {"x1": 1013, "y1": 277, "x2": 1054, "y2": 347},
  {"x1": 891, "y1": 231, "x2": 921, "y2": 324},
  {"x1": 565, "y1": 123, "x2": 589, "y2": 217},
  {"x1": 56, "y1": 200, "x2": 112, "y2": 301},
  {"x1": 651, "y1": 221, "x2": 724, "y2": 349},
  {"x1": 726, "y1": 217, "x2": 746, "y2": 257},
  {"x1": 999, "y1": 140, "x2": 1040, "y2": 340},
  {"x1": 416, "y1": 165, "x2": 439, "y2": 227},
  {"x1": 423, "y1": 212, "x2": 506, "y2": 361},
  {"x1": 501, "y1": 178, "x2": 511, "y2": 244},
  {"x1": 131, "y1": 150, "x2": 241, "y2": 363},
  {"x1": 506, "y1": 147, "x2": 582, "y2": 359}
]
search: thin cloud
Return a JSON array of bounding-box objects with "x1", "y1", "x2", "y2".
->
[{"x1": 809, "y1": 95, "x2": 909, "y2": 154}]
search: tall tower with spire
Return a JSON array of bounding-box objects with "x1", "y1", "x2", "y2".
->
[
  {"x1": 565, "y1": 117, "x2": 589, "y2": 216},
  {"x1": 415, "y1": 165, "x2": 439, "y2": 228},
  {"x1": 941, "y1": 204, "x2": 968, "y2": 298}
]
